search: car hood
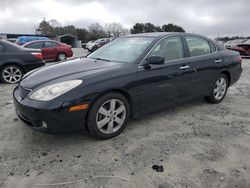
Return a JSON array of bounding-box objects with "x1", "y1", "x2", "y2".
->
[{"x1": 20, "y1": 58, "x2": 123, "y2": 89}]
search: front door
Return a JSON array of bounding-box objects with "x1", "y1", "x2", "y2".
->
[{"x1": 137, "y1": 36, "x2": 197, "y2": 114}]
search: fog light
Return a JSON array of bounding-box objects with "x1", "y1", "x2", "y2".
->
[{"x1": 42, "y1": 121, "x2": 48, "y2": 129}]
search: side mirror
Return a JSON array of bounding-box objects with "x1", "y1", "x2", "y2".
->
[{"x1": 144, "y1": 56, "x2": 165, "y2": 65}]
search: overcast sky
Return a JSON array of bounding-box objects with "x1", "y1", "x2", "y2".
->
[{"x1": 0, "y1": 0, "x2": 249, "y2": 37}]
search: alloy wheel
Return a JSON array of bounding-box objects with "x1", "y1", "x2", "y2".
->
[
  {"x1": 58, "y1": 53, "x2": 67, "y2": 61},
  {"x1": 214, "y1": 77, "x2": 227, "y2": 100},
  {"x1": 2, "y1": 66, "x2": 22, "y2": 84},
  {"x1": 96, "y1": 99, "x2": 126, "y2": 134}
]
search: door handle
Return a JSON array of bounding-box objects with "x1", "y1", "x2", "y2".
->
[
  {"x1": 180, "y1": 65, "x2": 190, "y2": 70},
  {"x1": 214, "y1": 59, "x2": 223, "y2": 63}
]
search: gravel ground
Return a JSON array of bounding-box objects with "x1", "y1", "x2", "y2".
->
[{"x1": 0, "y1": 58, "x2": 250, "y2": 188}]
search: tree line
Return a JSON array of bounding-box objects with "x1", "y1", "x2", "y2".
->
[
  {"x1": 37, "y1": 19, "x2": 185, "y2": 42},
  {"x1": 216, "y1": 36, "x2": 250, "y2": 42}
]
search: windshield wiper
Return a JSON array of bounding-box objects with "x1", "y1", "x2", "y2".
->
[{"x1": 93, "y1": 57, "x2": 111, "y2": 62}]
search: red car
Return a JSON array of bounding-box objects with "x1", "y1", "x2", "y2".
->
[
  {"x1": 229, "y1": 39, "x2": 250, "y2": 57},
  {"x1": 23, "y1": 40, "x2": 73, "y2": 61}
]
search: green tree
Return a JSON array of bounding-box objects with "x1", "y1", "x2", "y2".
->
[
  {"x1": 130, "y1": 23, "x2": 145, "y2": 34},
  {"x1": 162, "y1": 24, "x2": 185, "y2": 32},
  {"x1": 144, "y1": 23, "x2": 161, "y2": 32},
  {"x1": 88, "y1": 23, "x2": 107, "y2": 40},
  {"x1": 76, "y1": 28, "x2": 89, "y2": 42},
  {"x1": 37, "y1": 19, "x2": 54, "y2": 35}
]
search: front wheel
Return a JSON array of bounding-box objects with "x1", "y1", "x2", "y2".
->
[
  {"x1": 205, "y1": 74, "x2": 228, "y2": 103},
  {"x1": 87, "y1": 92, "x2": 130, "y2": 139}
]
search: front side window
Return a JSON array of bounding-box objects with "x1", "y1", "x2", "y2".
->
[
  {"x1": 26, "y1": 42, "x2": 43, "y2": 49},
  {"x1": 88, "y1": 37, "x2": 155, "y2": 63},
  {"x1": 44, "y1": 41, "x2": 58, "y2": 48},
  {"x1": 149, "y1": 36, "x2": 184, "y2": 62},
  {"x1": 186, "y1": 36, "x2": 213, "y2": 57}
]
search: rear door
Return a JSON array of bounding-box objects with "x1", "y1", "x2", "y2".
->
[
  {"x1": 183, "y1": 36, "x2": 223, "y2": 95},
  {"x1": 0, "y1": 43, "x2": 4, "y2": 60},
  {"x1": 42, "y1": 41, "x2": 58, "y2": 60},
  {"x1": 137, "y1": 36, "x2": 198, "y2": 113}
]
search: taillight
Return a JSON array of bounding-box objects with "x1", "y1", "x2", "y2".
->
[
  {"x1": 31, "y1": 52, "x2": 43, "y2": 60},
  {"x1": 236, "y1": 56, "x2": 242, "y2": 63}
]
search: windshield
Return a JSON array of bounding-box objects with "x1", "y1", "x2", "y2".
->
[{"x1": 88, "y1": 37, "x2": 155, "y2": 63}]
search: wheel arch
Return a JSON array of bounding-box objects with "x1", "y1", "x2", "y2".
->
[
  {"x1": 220, "y1": 70, "x2": 231, "y2": 86},
  {"x1": 85, "y1": 88, "x2": 133, "y2": 124},
  {"x1": 0, "y1": 62, "x2": 24, "y2": 72}
]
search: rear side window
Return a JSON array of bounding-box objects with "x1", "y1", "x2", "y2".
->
[
  {"x1": 149, "y1": 36, "x2": 184, "y2": 62},
  {"x1": 44, "y1": 41, "x2": 58, "y2": 48},
  {"x1": 26, "y1": 42, "x2": 43, "y2": 49},
  {"x1": 185, "y1": 36, "x2": 214, "y2": 57}
]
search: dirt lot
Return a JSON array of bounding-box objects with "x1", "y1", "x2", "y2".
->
[{"x1": 0, "y1": 59, "x2": 250, "y2": 188}]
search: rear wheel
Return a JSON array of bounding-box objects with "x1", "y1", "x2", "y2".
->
[
  {"x1": 0, "y1": 65, "x2": 23, "y2": 84},
  {"x1": 87, "y1": 92, "x2": 130, "y2": 139},
  {"x1": 57, "y1": 53, "x2": 67, "y2": 61},
  {"x1": 205, "y1": 74, "x2": 228, "y2": 103}
]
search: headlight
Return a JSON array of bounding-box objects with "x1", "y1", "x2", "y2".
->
[{"x1": 29, "y1": 80, "x2": 82, "y2": 101}]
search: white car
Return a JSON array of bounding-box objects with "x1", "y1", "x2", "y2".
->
[
  {"x1": 86, "y1": 38, "x2": 111, "y2": 52},
  {"x1": 86, "y1": 40, "x2": 96, "y2": 51}
]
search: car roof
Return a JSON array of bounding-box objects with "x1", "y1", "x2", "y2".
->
[
  {"x1": 124, "y1": 32, "x2": 213, "y2": 39},
  {"x1": 124, "y1": 32, "x2": 184, "y2": 38},
  {"x1": 0, "y1": 39, "x2": 26, "y2": 51},
  {"x1": 122, "y1": 32, "x2": 222, "y2": 50},
  {"x1": 23, "y1": 40, "x2": 59, "y2": 46}
]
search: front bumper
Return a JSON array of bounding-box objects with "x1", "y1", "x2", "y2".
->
[{"x1": 13, "y1": 86, "x2": 87, "y2": 134}]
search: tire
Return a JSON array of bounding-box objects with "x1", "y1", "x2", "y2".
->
[
  {"x1": 205, "y1": 74, "x2": 229, "y2": 104},
  {"x1": 87, "y1": 92, "x2": 130, "y2": 139},
  {"x1": 57, "y1": 53, "x2": 67, "y2": 61},
  {"x1": 0, "y1": 65, "x2": 23, "y2": 84},
  {"x1": 92, "y1": 46, "x2": 98, "y2": 52}
]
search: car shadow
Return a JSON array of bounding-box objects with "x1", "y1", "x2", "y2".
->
[{"x1": 26, "y1": 98, "x2": 208, "y2": 147}]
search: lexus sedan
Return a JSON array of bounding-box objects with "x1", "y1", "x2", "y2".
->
[
  {"x1": 23, "y1": 40, "x2": 73, "y2": 61},
  {"x1": 0, "y1": 40, "x2": 45, "y2": 84},
  {"x1": 13, "y1": 33, "x2": 242, "y2": 139}
]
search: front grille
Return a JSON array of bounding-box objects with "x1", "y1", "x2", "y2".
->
[{"x1": 19, "y1": 86, "x2": 32, "y2": 99}]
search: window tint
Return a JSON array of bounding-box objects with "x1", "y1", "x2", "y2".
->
[
  {"x1": 186, "y1": 36, "x2": 212, "y2": 57},
  {"x1": 149, "y1": 36, "x2": 184, "y2": 62},
  {"x1": 44, "y1": 41, "x2": 58, "y2": 48},
  {"x1": 26, "y1": 42, "x2": 43, "y2": 49}
]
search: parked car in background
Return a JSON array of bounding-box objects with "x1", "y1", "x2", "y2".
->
[
  {"x1": 224, "y1": 40, "x2": 233, "y2": 48},
  {"x1": 16, "y1": 36, "x2": 49, "y2": 45},
  {"x1": 13, "y1": 33, "x2": 242, "y2": 139},
  {"x1": 91, "y1": 38, "x2": 111, "y2": 52},
  {"x1": 0, "y1": 40, "x2": 44, "y2": 84},
  {"x1": 82, "y1": 42, "x2": 87, "y2": 49},
  {"x1": 228, "y1": 39, "x2": 250, "y2": 57},
  {"x1": 86, "y1": 40, "x2": 95, "y2": 51},
  {"x1": 7, "y1": 38, "x2": 17, "y2": 43},
  {"x1": 224, "y1": 39, "x2": 247, "y2": 49},
  {"x1": 23, "y1": 40, "x2": 73, "y2": 61}
]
